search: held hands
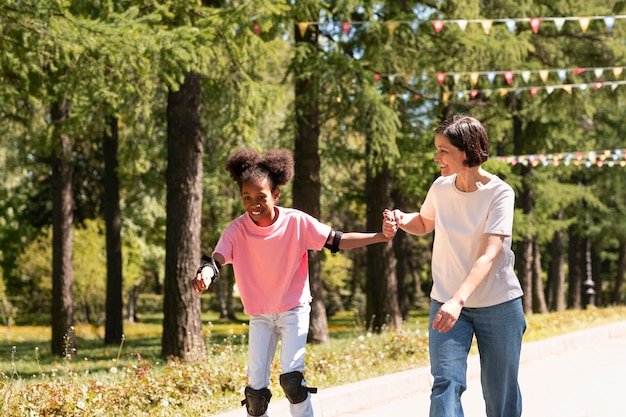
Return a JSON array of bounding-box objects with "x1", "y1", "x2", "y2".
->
[{"x1": 382, "y1": 209, "x2": 398, "y2": 240}]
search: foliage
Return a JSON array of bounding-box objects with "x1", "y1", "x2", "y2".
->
[
  {"x1": 1, "y1": 307, "x2": 625, "y2": 415},
  {"x1": 14, "y1": 220, "x2": 146, "y2": 324}
]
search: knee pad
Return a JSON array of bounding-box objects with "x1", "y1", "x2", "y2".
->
[
  {"x1": 242, "y1": 386, "x2": 272, "y2": 416},
  {"x1": 279, "y1": 371, "x2": 316, "y2": 404}
]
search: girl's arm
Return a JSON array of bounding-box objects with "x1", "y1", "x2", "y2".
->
[
  {"x1": 325, "y1": 213, "x2": 397, "y2": 251},
  {"x1": 432, "y1": 233, "x2": 505, "y2": 332}
]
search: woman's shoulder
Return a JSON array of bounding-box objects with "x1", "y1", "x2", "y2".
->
[{"x1": 486, "y1": 174, "x2": 514, "y2": 192}]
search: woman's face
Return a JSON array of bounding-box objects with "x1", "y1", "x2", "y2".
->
[
  {"x1": 241, "y1": 176, "x2": 280, "y2": 227},
  {"x1": 433, "y1": 133, "x2": 467, "y2": 176}
]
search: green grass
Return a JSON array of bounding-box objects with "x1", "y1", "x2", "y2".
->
[{"x1": 1, "y1": 306, "x2": 626, "y2": 416}]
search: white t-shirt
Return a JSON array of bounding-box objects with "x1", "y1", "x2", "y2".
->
[{"x1": 420, "y1": 174, "x2": 523, "y2": 308}]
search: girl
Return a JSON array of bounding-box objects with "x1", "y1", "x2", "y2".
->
[{"x1": 194, "y1": 148, "x2": 396, "y2": 417}]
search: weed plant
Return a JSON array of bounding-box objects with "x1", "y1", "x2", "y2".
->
[{"x1": 1, "y1": 306, "x2": 625, "y2": 416}]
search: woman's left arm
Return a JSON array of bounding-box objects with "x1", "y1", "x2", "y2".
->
[{"x1": 432, "y1": 233, "x2": 505, "y2": 332}]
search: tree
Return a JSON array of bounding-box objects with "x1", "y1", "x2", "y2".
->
[
  {"x1": 50, "y1": 99, "x2": 76, "y2": 356},
  {"x1": 291, "y1": 3, "x2": 329, "y2": 344},
  {"x1": 162, "y1": 72, "x2": 205, "y2": 360},
  {"x1": 103, "y1": 117, "x2": 124, "y2": 344}
]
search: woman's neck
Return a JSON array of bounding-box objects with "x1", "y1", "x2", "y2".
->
[{"x1": 455, "y1": 168, "x2": 492, "y2": 192}]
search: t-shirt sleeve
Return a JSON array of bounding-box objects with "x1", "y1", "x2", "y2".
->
[
  {"x1": 213, "y1": 225, "x2": 235, "y2": 265},
  {"x1": 419, "y1": 181, "x2": 439, "y2": 221},
  {"x1": 484, "y1": 186, "x2": 514, "y2": 236},
  {"x1": 303, "y1": 213, "x2": 332, "y2": 251}
]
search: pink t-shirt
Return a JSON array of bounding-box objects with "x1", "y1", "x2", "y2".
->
[{"x1": 213, "y1": 206, "x2": 332, "y2": 315}]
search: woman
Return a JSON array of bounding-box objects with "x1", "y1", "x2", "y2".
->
[{"x1": 388, "y1": 115, "x2": 525, "y2": 417}]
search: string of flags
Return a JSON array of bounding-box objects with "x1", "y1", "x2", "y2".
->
[
  {"x1": 285, "y1": 14, "x2": 626, "y2": 37},
  {"x1": 432, "y1": 66, "x2": 624, "y2": 87},
  {"x1": 492, "y1": 149, "x2": 626, "y2": 168}
]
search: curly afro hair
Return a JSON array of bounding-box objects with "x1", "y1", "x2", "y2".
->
[{"x1": 225, "y1": 148, "x2": 294, "y2": 191}]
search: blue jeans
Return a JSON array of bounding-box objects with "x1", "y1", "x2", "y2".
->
[
  {"x1": 429, "y1": 298, "x2": 526, "y2": 417},
  {"x1": 247, "y1": 304, "x2": 313, "y2": 417}
]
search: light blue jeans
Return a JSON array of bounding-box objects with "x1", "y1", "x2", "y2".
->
[
  {"x1": 429, "y1": 298, "x2": 526, "y2": 417},
  {"x1": 247, "y1": 304, "x2": 313, "y2": 417}
]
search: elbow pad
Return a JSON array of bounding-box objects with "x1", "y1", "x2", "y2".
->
[{"x1": 324, "y1": 231, "x2": 343, "y2": 254}]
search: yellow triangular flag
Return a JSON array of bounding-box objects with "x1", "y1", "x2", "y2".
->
[
  {"x1": 539, "y1": 70, "x2": 549, "y2": 83},
  {"x1": 297, "y1": 22, "x2": 309, "y2": 37},
  {"x1": 481, "y1": 20, "x2": 493, "y2": 35},
  {"x1": 470, "y1": 72, "x2": 480, "y2": 86},
  {"x1": 579, "y1": 17, "x2": 590, "y2": 33},
  {"x1": 562, "y1": 85, "x2": 573, "y2": 94},
  {"x1": 613, "y1": 67, "x2": 623, "y2": 78},
  {"x1": 386, "y1": 21, "x2": 399, "y2": 36}
]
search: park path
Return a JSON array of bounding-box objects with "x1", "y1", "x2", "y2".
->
[{"x1": 212, "y1": 320, "x2": 626, "y2": 417}]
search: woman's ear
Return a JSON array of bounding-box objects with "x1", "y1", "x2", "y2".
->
[{"x1": 273, "y1": 188, "x2": 281, "y2": 201}]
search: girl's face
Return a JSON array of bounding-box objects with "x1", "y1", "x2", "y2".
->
[
  {"x1": 434, "y1": 133, "x2": 467, "y2": 176},
  {"x1": 241, "y1": 176, "x2": 280, "y2": 227}
]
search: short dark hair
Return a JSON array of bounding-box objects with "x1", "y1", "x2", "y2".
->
[
  {"x1": 434, "y1": 115, "x2": 490, "y2": 167},
  {"x1": 225, "y1": 148, "x2": 294, "y2": 191}
]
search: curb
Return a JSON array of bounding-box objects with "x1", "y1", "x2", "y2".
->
[{"x1": 211, "y1": 320, "x2": 626, "y2": 417}]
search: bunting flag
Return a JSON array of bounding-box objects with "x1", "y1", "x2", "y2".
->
[
  {"x1": 431, "y1": 66, "x2": 625, "y2": 86},
  {"x1": 293, "y1": 14, "x2": 626, "y2": 37},
  {"x1": 492, "y1": 149, "x2": 626, "y2": 168},
  {"x1": 449, "y1": 80, "x2": 626, "y2": 100}
]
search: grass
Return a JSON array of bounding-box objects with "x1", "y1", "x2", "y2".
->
[{"x1": 1, "y1": 305, "x2": 626, "y2": 416}]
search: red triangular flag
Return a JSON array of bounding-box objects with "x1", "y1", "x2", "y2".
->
[
  {"x1": 529, "y1": 18, "x2": 541, "y2": 33},
  {"x1": 341, "y1": 22, "x2": 351, "y2": 35},
  {"x1": 504, "y1": 71, "x2": 514, "y2": 85},
  {"x1": 432, "y1": 20, "x2": 445, "y2": 33},
  {"x1": 253, "y1": 22, "x2": 261, "y2": 35},
  {"x1": 436, "y1": 73, "x2": 446, "y2": 84}
]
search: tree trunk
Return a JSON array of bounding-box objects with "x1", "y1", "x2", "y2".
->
[
  {"x1": 516, "y1": 236, "x2": 533, "y2": 315},
  {"x1": 391, "y1": 187, "x2": 418, "y2": 320},
  {"x1": 218, "y1": 269, "x2": 236, "y2": 321},
  {"x1": 591, "y1": 241, "x2": 603, "y2": 307},
  {"x1": 568, "y1": 227, "x2": 583, "y2": 309},
  {"x1": 50, "y1": 99, "x2": 75, "y2": 357},
  {"x1": 162, "y1": 72, "x2": 205, "y2": 360},
  {"x1": 532, "y1": 240, "x2": 548, "y2": 313},
  {"x1": 547, "y1": 225, "x2": 566, "y2": 311},
  {"x1": 293, "y1": 22, "x2": 328, "y2": 344},
  {"x1": 103, "y1": 116, "x2": 124, "y2": 345},
  {"x1": 515, "y1": 166, "x2": 534, "y2": 315},
  {"x1": 612, "y1": 238, "x2": 625, "y2": 304},
  {"x1": 365, "y1": 161, "x2": 401, "y2": 332}
]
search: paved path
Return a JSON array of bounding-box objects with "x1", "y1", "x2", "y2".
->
[{"x1": 213, "y1": 320, "x2": 626, "y2": 417}]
